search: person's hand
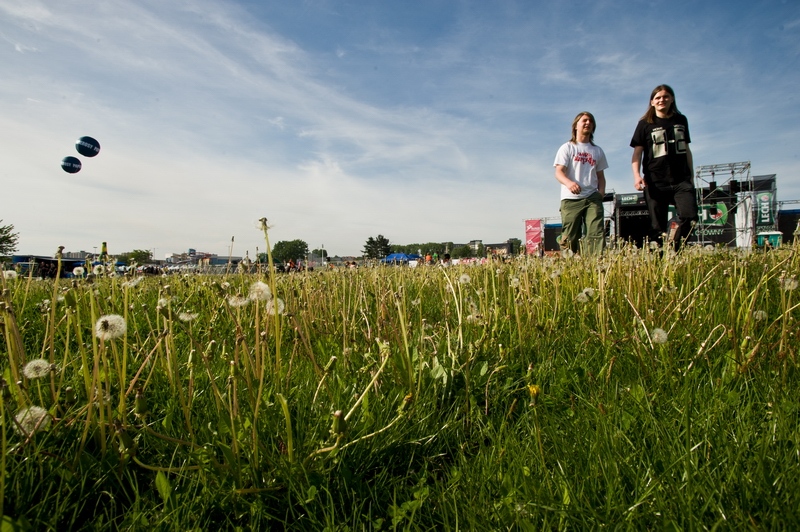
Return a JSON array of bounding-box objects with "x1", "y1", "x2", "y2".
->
[
  {"x1": 568, "y1": 182, "x2": 581, "y2": 194},
  {"x1": 634, "y1": 177, "x2": 645, "y2": 191}
]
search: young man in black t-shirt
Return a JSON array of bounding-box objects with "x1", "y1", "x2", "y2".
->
[{"x1": 630, "y1": 84, "x2": 698, "y2": 249}]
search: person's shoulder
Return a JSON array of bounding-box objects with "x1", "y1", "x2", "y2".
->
[{"x1": 555, "y1": 141, "x2": 574, "y2": 155}]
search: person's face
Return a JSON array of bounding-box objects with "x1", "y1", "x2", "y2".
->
[
  {"x1": 651, "y1": 90, "x2": 673, "y2": 115},
  {"x1": 575, "y1": 114, "x2": 594, "y2": 137}
]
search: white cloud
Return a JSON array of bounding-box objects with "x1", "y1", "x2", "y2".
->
[{"x1": 1, "y1": 0, "x2": 798, "y2": 257}]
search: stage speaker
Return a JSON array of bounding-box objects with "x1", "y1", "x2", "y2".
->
[
  {"x1": 543, "y1": 224, "x2": 563, "y2": 252},
  {"x1": 615, "y1": 206, "x2": 651, "y2": 247}
]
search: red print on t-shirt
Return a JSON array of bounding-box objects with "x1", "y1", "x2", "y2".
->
[{"x1": 574, "y1": 152, "x2": 595, "y2": 166}]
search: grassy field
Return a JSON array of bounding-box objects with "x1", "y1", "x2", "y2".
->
[{"x1": 1, "y1": 241, "x2": 799, "y2": 530}]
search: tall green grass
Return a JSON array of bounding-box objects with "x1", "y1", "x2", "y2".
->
[{"x1": 1, "y1": 243, "x2": 799, "y2": 530}]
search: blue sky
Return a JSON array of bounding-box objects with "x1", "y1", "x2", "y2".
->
[{"x1": 1, "y1": 0, "x2": 798, "y2": 258}]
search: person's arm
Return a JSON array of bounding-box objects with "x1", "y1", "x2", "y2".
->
[
  {"x1": 631, "y1": 146, "x2": 645, "y2": 190},
  {"x1": 597, "y1": 170, "x2": 606, "y2": 196},
  {"x1": 686, "y1": 145, "x2": 694, "y2": 179},
  {"x1": 555, "y1": 164, "x2": 581, "y2": 195}
]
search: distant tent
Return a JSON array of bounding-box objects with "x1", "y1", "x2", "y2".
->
[{"x1": 380, "y1": 253, "x2": 422, "y2": 264}]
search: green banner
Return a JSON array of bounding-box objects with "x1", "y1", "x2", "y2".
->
[{"x1": 756, "y1": 192, "x2": 774, "y2": 227}]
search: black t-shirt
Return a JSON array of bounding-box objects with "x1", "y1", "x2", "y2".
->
[{"x1": 630, "y1": 114, "x2": 692, "y2": 186}]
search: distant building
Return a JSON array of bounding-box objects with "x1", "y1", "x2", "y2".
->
[{"x1": 63, "y1": 250, "x2": 91, "y2": 259}]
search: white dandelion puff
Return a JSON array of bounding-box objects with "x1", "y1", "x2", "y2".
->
[
  {"x1": 779, "y1": 276, "x2": 798, "y2": 291},
  {"x1": 157, "y1": 297, "x2": 170, "y2": 308},
  {"x1": 220, "y1": 282, "x2": 231, "y2": 290},
  {"x1": 753, "y1": 310, "x2": 768, "y2": 321},
  {"x1": 3, "y1": 270, "x2": 17, "y2": 280},
  {"x1": 575, "y1": 292, "x2": 590, "y2": 304},
  {"x1": 248, "y1": 281, "x2": 272, "y2": 302},
  {"x1": 266, "y1": 298, "x2": 285, "y2": 316},
  {"x1": 22, "y1": 359, "x2": 54, "y2": 380},
  {"x1": 95, "y1": 314, "x2": 127, "y2": 341},
  {"x1": 459, "y1": 274, "x2": 471, "y2": 285},
  {"x1": 72, "y1": 267, "x2": 85, "y2": 277},
  {"x1": 14, "y1": 405, "x2": 51, "y2": 436},
  {"x1": 122, "y1": 277, "x2": 143, "y2": 288},
  {"x1": 510, "y1": 277, "x2": 520, "y2": 288},
  {"x1": 92, "y1": 265, "x2": 105, "y2": 276},
  {"x1": 227, "y1": 295, "x2": 250, "y2": 308},
  {"x1": 582, "y1": 287, "x2": 595, "y2": 298},
  {"x1": 178, "y1": 312, "x2": 199, "y2": 322},
  {"x1": 650, "y1": 328, "x2": 669, "y2": 345}
]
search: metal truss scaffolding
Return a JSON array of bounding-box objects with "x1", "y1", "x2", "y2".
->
[{"x1": 694, "y1": 161, "x2": 779, "y2": 247}]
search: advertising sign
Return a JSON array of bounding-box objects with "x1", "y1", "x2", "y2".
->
[
  {"x1": 756, "y1": 192, "x2": 774, "y2": 227},
  {"x1": 669, "y1": 201, "x2": 736, "y2": 246},
  {"x1": 525, "y1": 219, "x2": 543, "y2": 254}
]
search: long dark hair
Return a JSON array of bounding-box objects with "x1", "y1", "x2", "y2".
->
[
  {"x1": 641, "y1": 84, "x2": 681, "y2": 123},
  {"x1": 570, "y1": 112, "x2": 596, "y2": 144}
]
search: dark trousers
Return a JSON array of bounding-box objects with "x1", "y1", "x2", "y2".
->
[{"x1": 644, "y1": 180, "x2": 698, "y2": 247}]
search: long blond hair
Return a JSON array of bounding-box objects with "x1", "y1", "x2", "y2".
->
[{"x1": 570, "y1": 112, "x2": 596, "y2": 144}]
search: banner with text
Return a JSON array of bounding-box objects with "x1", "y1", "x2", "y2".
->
[{"x1": 525, "y1": 219, "x2": 543, "y2": 254}]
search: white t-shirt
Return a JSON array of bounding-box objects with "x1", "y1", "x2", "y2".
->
[{"x1": 553, "y1": 142, "x2": 608, "y2": 200}]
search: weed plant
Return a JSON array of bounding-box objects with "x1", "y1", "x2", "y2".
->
[{"x1": 1, "y1": 240, "x2": 799, "y2": 530}]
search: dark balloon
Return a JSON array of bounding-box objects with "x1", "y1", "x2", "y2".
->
[
  {"x1": 61, "y1": 156, "x2": 82, "y2": 173},
  {"x1": 75, "y1": 136, "x2": 100, "y2": 157}
]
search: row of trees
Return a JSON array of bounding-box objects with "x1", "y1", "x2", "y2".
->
[{"x1": 264, "y1": 235, "x2": 522, "y2": 262}]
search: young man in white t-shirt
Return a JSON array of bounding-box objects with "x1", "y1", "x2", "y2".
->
[{"x1": 553, "y1": 112, "x2": 608, "y2": 255}]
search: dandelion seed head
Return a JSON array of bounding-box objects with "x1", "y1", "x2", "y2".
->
[
  {"x1": 95, "y1": 314, "x2": 127, "y2": 340},
  {"x1": 266, "y1": 298, "x2": 285, "y2": 316},
  {"x1": 651, "y1": 328, "x2": 669, "y2": 345},
  {"x1": 582, "y1": 287, "x2": 595, "y2": 298},
  {"x1": 221, "y1": 282, "x2": 231, "y2": 290},
  {"x1": 92, "y1": 265, "x2": 104, "y2": 276},
  {"x1": 23, "y1": 359, "x2": 54, "y2": 379},
  {"x1": 72, "y1": 267, "x2": 85, "y2": 277},
  {"x1": 510, "y1": 277, "x2": 520, "y2": 288},
  {"x1": 3, "y1": 270, "x2": 17, "y2": 280},
  {"x1": 227, "y1": 295, "x2": 250, "y2": 308},
  {"x1": 14, "y1": 405, "x2": 51, "y2": 436},
  {"x1": 178, "y1": 312, "x2": 199, "y2": 322},
  {"x1": 779, "y1": 276, "x2": 798, "y2": 291},
  {"x1": 248, "y1": 281, "x2": 272, "y2": 302},
  {"x1": 122, "y1": 277, "x2": 143, "y2": 288},
  {"x1": 753, "y1": 310, "x2": 768, "y2": 321},
  {"x1": 459, "y1": 274, "x2": 471, "y2": 285},
  {"x1": 575, "y1": 292, "x2": 590, "y2": 304}
]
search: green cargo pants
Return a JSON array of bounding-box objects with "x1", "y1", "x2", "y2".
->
[{"x1": 559, "y1": 192, "x2": 604, "y2": 256}]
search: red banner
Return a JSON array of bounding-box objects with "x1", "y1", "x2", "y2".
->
[{"x1": 525, "y1": 219, "x2": 543, "y2": 254}]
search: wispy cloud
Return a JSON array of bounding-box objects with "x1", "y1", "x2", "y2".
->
[{"x1": 1, "y1": 0, "x2": 798, "y2": 256}]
